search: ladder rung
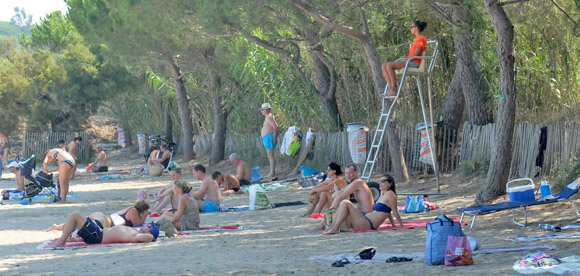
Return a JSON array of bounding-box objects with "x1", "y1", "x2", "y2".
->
[{"x1": 376, "y1": 128, "x2": 384, "y2": 132}]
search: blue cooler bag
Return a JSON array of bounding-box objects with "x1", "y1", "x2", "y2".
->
[{"x1": 425, "y1": 215, "x2": 464, "y2": 265}]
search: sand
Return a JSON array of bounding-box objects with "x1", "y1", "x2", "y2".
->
[{"x1": 1, "y1": 149, "x2": 579, "y2": 276}]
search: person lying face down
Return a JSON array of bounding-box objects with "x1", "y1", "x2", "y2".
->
[
  {"x1": 48, "y1": 211, "x2": 158, "y2": 248},
  {"x1": 212, "y1": 171, "x2": 241, "y2": 194}
]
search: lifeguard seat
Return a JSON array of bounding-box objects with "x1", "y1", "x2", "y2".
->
[{"x1": 395, "y1": 40, "x2": 438, "y2": 76}]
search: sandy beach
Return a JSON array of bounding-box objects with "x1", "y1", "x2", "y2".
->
[{"x1": 1, "y1": 149, "x2": 579, "y2": 276}]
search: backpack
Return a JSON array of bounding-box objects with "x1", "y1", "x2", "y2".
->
[{"x1": 425, "y1": 215, "x2": 464, "y2": 265}]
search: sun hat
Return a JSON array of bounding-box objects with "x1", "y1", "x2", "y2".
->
[
  {"x1": 260, "y1": 103, "x2": 271, "y2": 110},
  {"x1": 7, "y1": 161, "x2": 19, "y2": 169}
]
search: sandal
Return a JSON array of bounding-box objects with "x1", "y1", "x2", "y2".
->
[
  {"x1": 386, "y1": 256, "x2": 413, "y2": 263},
  {"x1": 331, "y1": 260, "x2": 344, "y2": 267}
]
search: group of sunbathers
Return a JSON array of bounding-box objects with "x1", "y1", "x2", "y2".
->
[{"x1": 303, "y1": 163, "x2": 404, "y2": 234}]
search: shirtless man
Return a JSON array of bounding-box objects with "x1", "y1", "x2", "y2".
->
[
  {"x1": 229, "y1": 153, "x2": 252, "y2": 186},
  {"x1": 150, "y1": 168, "x2": 182, "y2": 215},
  {"x1": 66, "y1": 136, "x2": 82, "y2": 178},
  {"x1": 212, "y1": 171, "x2": 241, "y2": 194},
  {"x1": 260, "y1": 103, "x2": 279, "y2": 178},
  {"x1": 0, "y1": 132, "x2": 11, "y2": 167},
  {"x1": 306, "y1": 164, "x2": 373, "y2": 231},
  {"x1": 90, "y1": 145, "x2": 108, "y2": 172},
  {"x1": 48, "y1": 211, "x2": 157, "y2": 248},
  {"x1": 1, "y1": 161, "x2": 25, "y2": 201},
  {"x1": 192, "y1": 164, "x2": 222, "y2": 212}
]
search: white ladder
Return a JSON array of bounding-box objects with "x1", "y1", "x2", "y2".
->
[{"x1": 361, "y1": 40, "x2": 440, "y2": 192}]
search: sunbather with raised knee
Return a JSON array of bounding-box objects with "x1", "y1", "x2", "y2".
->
[
  {"x1": 158, "y1": 180, "x2": 200, "y2": 231},
  {"x1": 322, "y1": 174, "x2": 403, "y2": 234},
  {"x1": 46, "y1": 200, "x2": 150, "y2": 231},
  {"x1": 150, "y1": 168, "x2": 182, "y2": 215},
  {"x1": 306, "y1": 164, "x2": 374, "y2": 231},
  {"x1": 212, "y1": 171, "x2": 242, "y2": 194},
  {"x1": 301, "y1": 162, "x2": 347, "y2": 217},
  {"x1": 48, "y1": 211, "x2": 158, "y2": 248}
]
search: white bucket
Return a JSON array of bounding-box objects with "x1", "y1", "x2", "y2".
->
[
  {"x1": 347, "y1": 122, "x2": 366, "y2": 164},
  {"x1": 137, "y1": 133, "x2": 147, "y2": 154}
]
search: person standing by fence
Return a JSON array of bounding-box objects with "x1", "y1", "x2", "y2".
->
[
  {"x1": 0, "y1": 132, "x2": 11, "y2": 168},
  {"x1": 260, "y1": 103, "x2": 279, "y2": 178}
]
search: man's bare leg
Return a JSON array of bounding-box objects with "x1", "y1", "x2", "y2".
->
[
  {"x1": 45, "y1": 223, "x2": 65, "y2": 231},
  {"x1": 306, "y1": 220, "x2": 325, "y2": 232},
  {"x1": 301, "y1": 193, "x2": 320, "y2": 217},
  {"x1": 266, "y1": 148, "x2": 275, "y2": 177},
  {"x1": 151, "y1": 194, "x2": 174, "y2": 214},
  {"x1": 49, "y1": 211, "x2": 86, "y2": 248},
  {"x1": 322, "y1": 201, "x2": 359, "y2": 235},
  {"x1": 313, "y1": 192, "x2": 332, "y2": 214}
]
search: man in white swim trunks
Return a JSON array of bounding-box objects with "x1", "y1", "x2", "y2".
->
[{"x1": 192, "y1": 164, "x2": 222, "y2": 212}]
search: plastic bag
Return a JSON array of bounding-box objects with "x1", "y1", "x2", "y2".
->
[
  {"x1": 444, "y1": 236, "x2": 473, "y2": 266},
  {"x1": 405, "y1": 195, "x2": 425, "y2": 213},
  {"x1": 248, "y1": 184, "x2": 271, "y2": 210}
]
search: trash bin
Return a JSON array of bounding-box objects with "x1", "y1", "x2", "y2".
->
[
  {"x1": 137, "y1": 133, "x2": 147, "y2": 154},
  {"x1": 117, "y1": 128, "x2": 126, "y2": 147},
  {"x1": 416, "y1": 122, "x2": 436, "y2": 165},
  {"x1": 347, "y1": 122, "x2": 367, "y2": 165}
]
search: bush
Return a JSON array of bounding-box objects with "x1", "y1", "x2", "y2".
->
[{"x1": 550, "y1": 156, "x2": 580, "y2": 191}]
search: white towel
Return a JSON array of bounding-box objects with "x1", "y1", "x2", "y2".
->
[{"x1": 280, "y1": 126, "x2": 297, "y2": 155}]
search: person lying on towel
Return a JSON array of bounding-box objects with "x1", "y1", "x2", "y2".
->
[
  {"x1": 322, "y1": 174, "x2": 403, "y2": 234},
  {"x1": 48, "y1": 211, "x2": 158, "y2": 248},
  {"x1": 46, "y1": 201, "x2": 150, "y2": 231}
]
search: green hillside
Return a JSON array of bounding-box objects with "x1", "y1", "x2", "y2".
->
[{"x1": 0, "y1": 21, "x2": 22, "y2": 38}]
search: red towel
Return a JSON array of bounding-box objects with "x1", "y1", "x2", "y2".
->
[{"x1": 353, "y1": 218, "x2": 466, "y2": 233}]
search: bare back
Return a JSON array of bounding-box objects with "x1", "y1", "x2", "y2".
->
[
  {"x1": 237, "y1": 160, "x2": 252, "y2": 182},
  {"x1": 102, "y1": 225, "x2": 152, "y2": 243},
  {"x1": 67, "y1": 142, "x2": 78, "y2": 160},
  {"x1": 224, "y1": 174, "x2": 240, "y2": 189}
]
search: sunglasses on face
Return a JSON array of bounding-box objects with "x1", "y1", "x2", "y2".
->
[{"x1": 379, "y1": 179, "x2": 388, "y2": 183}]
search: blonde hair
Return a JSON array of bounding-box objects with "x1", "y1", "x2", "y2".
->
[{"x1": 173, "y1": 180, "x2": 192, "y2": 193}]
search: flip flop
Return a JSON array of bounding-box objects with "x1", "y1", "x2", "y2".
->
[
  {"x1": 386, "y1": 256, "x2": 413, "y2": 263},
  {"x1": 331, "y1": 260, "x2": 344, "y2": 267}
]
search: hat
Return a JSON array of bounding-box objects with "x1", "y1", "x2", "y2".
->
[
  {"x1": 7, "y1": 161, "x2": 19, "y2": 169},
  {"x1": 260, "y1": 103, "x2": 271, "y2": 110},
  {"x1": 150, "y1": 222, "x2": 160, "y2": 239}
]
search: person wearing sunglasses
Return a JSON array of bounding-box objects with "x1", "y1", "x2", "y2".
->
[
  {"x1": 381, "y1": 21, "x2": 428, "y2": 98},
  {"x1": 322, "y1": 174, "x2": 404, "y2": 234},
  {"x1": 301, "y1": 162, "x2": 347, "y2": 217}
]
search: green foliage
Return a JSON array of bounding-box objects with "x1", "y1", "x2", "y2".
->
[
  {"x1": 551, "y1": 156, "x2": 580, "y2": 192},
  {"x1": 458, "y1": 159, "x2": 490, "y2": 176},
  {"x1": 0, "y1": 21, "x2": 22, "y2": 38},
  {"x1": 10, "y1": 7, "x2": 33, "y2": 36}
]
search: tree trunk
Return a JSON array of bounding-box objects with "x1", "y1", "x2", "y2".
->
[
  {"x1": 452, "y1": 2, "x2": 493, "y2": 126},
  {"x1": 476, "y1": 0, "x2": 517, "y2": 204},
  {"x1": 164, "y1": 101, "x2": 173, "y2": 142},
  {"x1": 167, "y1": 56, "x2": 195, "y2": 162},
  {"x1": 210, "y1": 95, "x2": 228, "y2": 166},
  {"x1": 441, "y1": 63, "x2": 465, "y2": 130}
]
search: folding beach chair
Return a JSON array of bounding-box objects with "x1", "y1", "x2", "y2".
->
[{"x1": 457, "y1": 177, "x2": 580, "y2": 229}]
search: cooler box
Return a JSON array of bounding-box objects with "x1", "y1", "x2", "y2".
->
[{"x1": 506, "y1": 178, "x2": 535, "y2": 202}]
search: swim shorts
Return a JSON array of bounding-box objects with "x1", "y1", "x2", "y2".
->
[
  {"x1": 239, "y1": 179, "x2": 251, "y2": 186},
  {"x1": 202, "y1": 200, "x2": 219, "y2": 213},
  {"x1": 77, "y1": 218, "x2": 104, "y2": 244},
  {"x1": 262, "y1": 132, "x2": 275, "y2": 150},
  {"x1": 96, "y1": 166, "x2": 109, "y2": 172}
]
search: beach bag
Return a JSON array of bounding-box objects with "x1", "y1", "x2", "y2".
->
[
  {"x1": 324, "y1": 208, "x2": 350, "y2": 232},
  {"x1": 248, "y1": 184, "x2": 271, "y2": 210},
  {"x1": 444, "y1": 236, "x2": 473, "y2": 266},
  {"x1": 405, "y1": 195, "x2": 425, "y2": 213},
  {"x1": 148, "y1": 164, "x2": 163, "y2": 177},
  {"x1": 287, "y1": 139, "x2": 301, "y2": 157},
  {"x1": 425, "y1": 215, "x2": 464, "y2": 265}
]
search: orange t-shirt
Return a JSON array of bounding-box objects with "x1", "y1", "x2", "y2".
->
[{"x1": 407, "y1": 35, "x2": 427, "y2": 65}]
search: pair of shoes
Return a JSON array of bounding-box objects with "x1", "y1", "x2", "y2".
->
[
  {"x1": 386, "y1": 256, "x2": 413, "y2": 263},
  {"x1": 331, "y1": 258, "x2": 350, "y2": 267}
]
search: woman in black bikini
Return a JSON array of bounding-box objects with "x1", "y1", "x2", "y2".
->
[
  {"x1": 110, "y1": 200, "x2": 150, "y2": 227},
  {"x1": 43, "y1": 148, "x2": 76, "y2": 204},
  {"x1": 322, "y1": 174, "x2": 404, "y2": 234}
]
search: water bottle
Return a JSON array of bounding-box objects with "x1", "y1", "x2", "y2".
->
[{"x1": 540, "y1": 181, "x2": 552, "y2": 198}]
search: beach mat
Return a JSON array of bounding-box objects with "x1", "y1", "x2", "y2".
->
[
  {"x1": 473, "y1": 244, "x2": 557, "y2": 255},
  {"x1": 223, "y1": 201, "x2": 305, "y2": 212},
  {"x1": 353, "y1": 218, "x2": 466, "y2": 232},
  {"x1": 179, "y1": 225, "x2": 242, "y2": 235},
  {"x1": 506, "y1": 232, "x2": 580, "y2": 242},
  {"x1": 514, "y1": 255, "x2": 580, "y2": 274},
  {"x1": 37, "y1": 239, "x2": 134, "y2": 250}
]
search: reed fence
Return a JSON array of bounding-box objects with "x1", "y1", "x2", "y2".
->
[{"x1": 23, "y1": 132, "x2": 90, "y2": 162}]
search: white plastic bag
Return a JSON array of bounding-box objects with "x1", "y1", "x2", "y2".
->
[{"x1": 248, "y1": 184, "x2": 271, "y2": 210}]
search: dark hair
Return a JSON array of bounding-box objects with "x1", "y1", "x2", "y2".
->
[
  {"x1": 172, "y1": 168, "x2": 182, "y2": 175},
  {"x1": 134, "y1": 200, "x2": 150, "y2": 214},
  {"x1": 194, "y1": 164, "x2": 206, "y2": 173},
  {"x1": 212, "y1": 171, "x2": 222, "y2": 180},
  {"x1": 346, "y1": 163, "x2": 358, "y2": 172},
  {"x1": 74, "y1": 136, "x2": 83, "y2": 142},
  {"x1": 382, "y1": 174, "x2": 396, "y2": 194},
  {"x1": 414, "y1": 21, "x2": 428, "y2": 32},
  {"x1": 57, "y1": 140, "x2": 65, "y2": 145},
  {"x1": 328, "y1": 162, "x2": 342, "y2": 175}
]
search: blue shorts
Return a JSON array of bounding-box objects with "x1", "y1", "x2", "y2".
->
[
  {"x1": 202, "y1": 200, "x2": 219, "y2": 213},
  {"x1": 262, "y1": 133, "x2": 275, "y2": 150}
]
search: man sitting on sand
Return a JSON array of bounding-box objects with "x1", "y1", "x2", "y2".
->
[
  {"x1": 90, "y1": 145, "x2": 108, "y2": 172},
  {"x1": 212, "y1": 171, "x2": 242, "y2": 194},
  {"x1": 306, "y1": 164, "x2": 374, "y2": 232},
  {"x1": 150, "y1": 168, "x2": 183, "y2": 215},
  {"x1": 48, "y1": 211, "x2": 158, "y2": 248},
  {"x1": 192, "y1": 164, "x2": 222, "y2": 212},
  {"x1": 229, "y1": 153, "x2": 252, "y2": 186}
]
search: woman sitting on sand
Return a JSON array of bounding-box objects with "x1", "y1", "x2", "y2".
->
[
  {"x1": 159, "y1": 180, "x2": 200, "y2": 231},
  {"x1": 301, "y1": 162, "x2": 347, "y2": 217},
  {"x1": 322, "y1": 174, "x2": 403, "y2": 234},
  {"x1": 46, "y1": 201, "x2": 150, "y2": 231},
  {"x1": 149, "y1": 168, "x2": 183, "y2": 216}
]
